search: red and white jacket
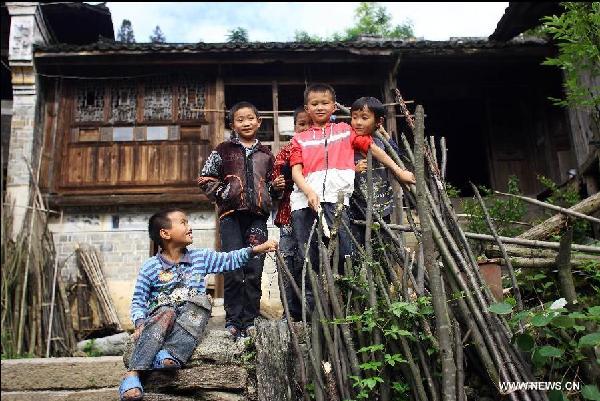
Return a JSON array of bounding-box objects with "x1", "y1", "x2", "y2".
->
[{"x1": 289, "y1": 122, "x2": 372, "y2": 211}]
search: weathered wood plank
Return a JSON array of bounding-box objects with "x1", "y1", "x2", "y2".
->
[{"x1": 255, "y1": 319, "x2": 295, "y2": 401}]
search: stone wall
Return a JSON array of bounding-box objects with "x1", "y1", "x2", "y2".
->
[
  {"x1": 49, "y1": 207, "x2": 283, "y2": 330},
  {"x1": 5, "y1": 2, "x2": 53, "y2": 236}
]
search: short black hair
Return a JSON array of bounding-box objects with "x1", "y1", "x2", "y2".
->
[
  {"x1": 293, "y1": 106, "x2": 308, "y2": 124},
  {"x1": 148, "y1": 208, "x2": 186, "y2": 246},
  {"x1": 228, "y1": 101, "x2": 260, "y2": 125},
  {"x1": 351, "y1": 96, "x2": 385, "y2": 120},
  {"x1": 303, "y1": 83, "x2": 336, "y2": 105}
]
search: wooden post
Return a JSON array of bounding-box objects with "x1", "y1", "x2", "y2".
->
[
  {"x1": 255, "y1": 319, "x2": 295, "y2": 401},
  {"x1": 213, "y1": 76, "x2": 225, "y2": 299},
  {"x1": 272, "y1": 80, "x2": 280, "y2": 153},
  {"x1": 385, "y1": 57, "x2": 404, "y2": 227}
]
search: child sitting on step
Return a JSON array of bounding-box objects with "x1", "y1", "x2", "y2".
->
[{"x1": 119, "y1": 207, "x2": 277, "y2": 401}]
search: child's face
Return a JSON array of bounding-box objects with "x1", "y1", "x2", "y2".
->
[
  {"x1": 351, "y1": 106, "x2": 381, "y2": 136},
  {"x1": 294, "y1": 111, "x2": 312, "y2": 133},
  {"x1": 305, "y1": 90, "x2": 336, "y2": 126},
  {"x1": 231, "y1": 107, "x2": 261, "y2": 141},
  {"x1": 161, "y1": 211, "x2": 193, "y2": 247}
]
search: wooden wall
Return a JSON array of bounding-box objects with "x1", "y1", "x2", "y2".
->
[{"x1": 40, "y1": 77, "x2": 218, "y2": 202}]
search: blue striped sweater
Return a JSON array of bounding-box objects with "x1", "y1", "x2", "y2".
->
[{"x1": 130, "y1": 247, "x2": 252, "y2": 325}]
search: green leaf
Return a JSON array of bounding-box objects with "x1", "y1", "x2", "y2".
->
[
  {"x1": 569, "y1": 311, "x2": 588, "y2": 319},
  {"x1": 384, "y1": 353, "x2": 407, "y2": 367},
  {"x1": 359, "y1": 361, "x2": 382, "y2": 371},
  {"x1": 515, "y1": 333, "x2": 535, "y2": 352},
  {"x1": 513, "y1": 310, "x2": 531, "y2": 322},
  {"x1": 538, "y1": 345, "x2": 563, "y2": 358},
  {"x1": 574, "y1": 325, "x2": 587, "y2": 332},
  {"x1": 552, "y1": 315, "x2": 575, "y2": 328},
  {"x1": 589, "y1": 306, "x2": 600, "y2": 316},
  {"x1": 549, "y1": 390, "x2": 568, "y2": 401},
  {"x1": 357, "y1": 344, "x2": 385, "y2": 353},
  {"x1": 579, "y1": 333, "x2": 600, "y2": 348},
  {"x1": 532, "y1": 314, "x2": 554, "y2": 327},
  {"x1": 532, "y1": 348, "x2": 549, "y2": 367},
  {"x1": 488, "y1": 302, "x2": 514, "y2": 315},
  {"x1": 582, "y1": 385, "x2": 600, "y2": 401}
]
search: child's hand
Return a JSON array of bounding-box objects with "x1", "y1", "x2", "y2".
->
[
  {"x1": 197, "y1": 176, "x2": 218, "y2": 186},
  {"x1": 355, "y1": 159, "x2": 368, "y2": 173},
  {"x1": 273, "y1": 175, "x2": 286, "y2": 191},
  {"x1": 252, "y1": 239, "x2": 278, "y2": 254},
  {"x1": 395, "y1": 169, "x2": 416, "y2": 185},
  {"x1": 307, "y1": 190, "x2": 320, "y2": 212}
]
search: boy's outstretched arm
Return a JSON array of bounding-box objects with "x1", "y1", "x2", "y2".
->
[
  {"x1": 204, "y1": 240, "x2": 278, "y2": 274},
  {"x1": 370, "y1": 143, "x2": 416, "y2": 185},
  {"x1": 291, "y1": 164, "x2": 320, "y2": 212}
]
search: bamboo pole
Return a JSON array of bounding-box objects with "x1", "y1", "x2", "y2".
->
[
  {"x1": 495, "y1": 190, "x2": 600, "y2": 225},
  {"x1": 46, "y1": 210, "x2": 64, "y2": 357},
  {"x1": 471, "y1": 183, "x2": 523, "y2": 312},
  {"x1": 414, "y1": 105, "x2": 457, "y2": 401}
]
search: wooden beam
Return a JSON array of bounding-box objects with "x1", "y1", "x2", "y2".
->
[
  {"x1": 384, "y1": 56, "x2": 403, "y2": 226},
  {"x1": 272, "y1": 80, "x2": 280, "y2": 153},
  {"x1": 213, "y1": 74, "x2": 225, "y2": 299},
  {"x1": 47, "y1": 193, "x2": 210, "y2": 207}
]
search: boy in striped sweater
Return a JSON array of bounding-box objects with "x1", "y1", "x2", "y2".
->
[
  {"x1": 119, "y1": 208, "x2": 277, "y2": 401},
  {"x1": 290, "y1": 83, "x2": 415, "y2": 315}
]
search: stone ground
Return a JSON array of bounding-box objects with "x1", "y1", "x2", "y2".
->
[{"x1": 1, "y1": 309, "x2": 256, "y2": 401}]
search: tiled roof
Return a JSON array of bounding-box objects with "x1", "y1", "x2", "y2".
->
[{"x1": 34, "y1": 37, "x2": 549, "y2": 54}]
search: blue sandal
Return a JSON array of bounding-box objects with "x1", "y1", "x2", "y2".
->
[
  {"x1": 119, "y1": 375, "x2": 143, "y2": 401},
  {"x1": 152, "y1": 349, "x2": 181, "y2": 370}
]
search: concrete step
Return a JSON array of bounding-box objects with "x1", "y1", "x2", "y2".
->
[
  {"x1": 0, "y1": 389, "x2": 246, "y2": 401},
  {"x1": 1, "y1": 356, "x2": 248, "y2": 392}
]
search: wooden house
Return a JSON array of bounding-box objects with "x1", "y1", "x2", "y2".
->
[{"x1": 4, "y1": 2, "x2": 593, "y2": 328}]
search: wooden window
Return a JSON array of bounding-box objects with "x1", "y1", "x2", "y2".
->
[
  {"x1": 177, "y1": 79, "x2": 206, "y2": 121},
  {"x1": 144, "y1": 79, "x2": 173, "y2": 121},
  {"x1": 75, "y1": 85, "x2": 104, "y2": 122},
  {"x1": 110, "y1": 84, "x2": 137, "y2": 123}
]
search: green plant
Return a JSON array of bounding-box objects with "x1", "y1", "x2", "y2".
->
[
  {"x1": 82, "y1": 339, "x2": 102, "y2": 357},
  {"x1": 541, "y1": 2, "x2": 600, "y2": 109},
  {"x1": 538, "y1": 175, "x2": 590, "y2": 242},
  {"x1": 445, "y1": 182, "x2": 461, "y2": 199},
  {"x1": 462, "y1": 176, "x2": 527, "y2": 237},
  {"x1": 489, "y1": 299, "x2": 600, "y2": 400}
]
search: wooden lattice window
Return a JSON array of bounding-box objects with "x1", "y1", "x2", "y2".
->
[
  {"x1": 109, "y1": 83, "x2": 137, "y2": 123},
  {"x1": 144, "y1": 79, "x2": 173, "y2": 121},
  {"x1": 177, "y1": 79, "x2": 205, "y2": 121},
  {"x1": 74, "y1": 85, "x2": 104, "y2": 122}
]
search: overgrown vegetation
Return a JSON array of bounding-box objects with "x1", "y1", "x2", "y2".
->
[
  {"x1": 541, "y1": 2, "x2": 600, "y2": 109},
  {"x1": 462, "y1": 175, "x2": 528, "y2": 238}
]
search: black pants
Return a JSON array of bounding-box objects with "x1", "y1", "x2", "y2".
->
[{"x1": 219, "y1": 211, "x2": 268, "y2": 330}]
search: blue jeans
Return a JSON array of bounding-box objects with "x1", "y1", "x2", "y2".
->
[
  {"x1": 126, "y1": 296, "x2": 212, "y2": 371},
  {"x1": 291, "y1": 203, "x2": 353, "y2": 315}
]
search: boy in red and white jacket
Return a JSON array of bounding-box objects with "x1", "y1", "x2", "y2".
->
[{"x1": 290, "y1": 83, "x2": 415, "y2": 315}]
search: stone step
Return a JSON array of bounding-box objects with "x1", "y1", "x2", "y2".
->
[
  {"x1": 1, "y1": 356, "x2": 248, "y2": 393},
  {"x1": 0, "y1": 389, "x2": 246, "y2": 401}
]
